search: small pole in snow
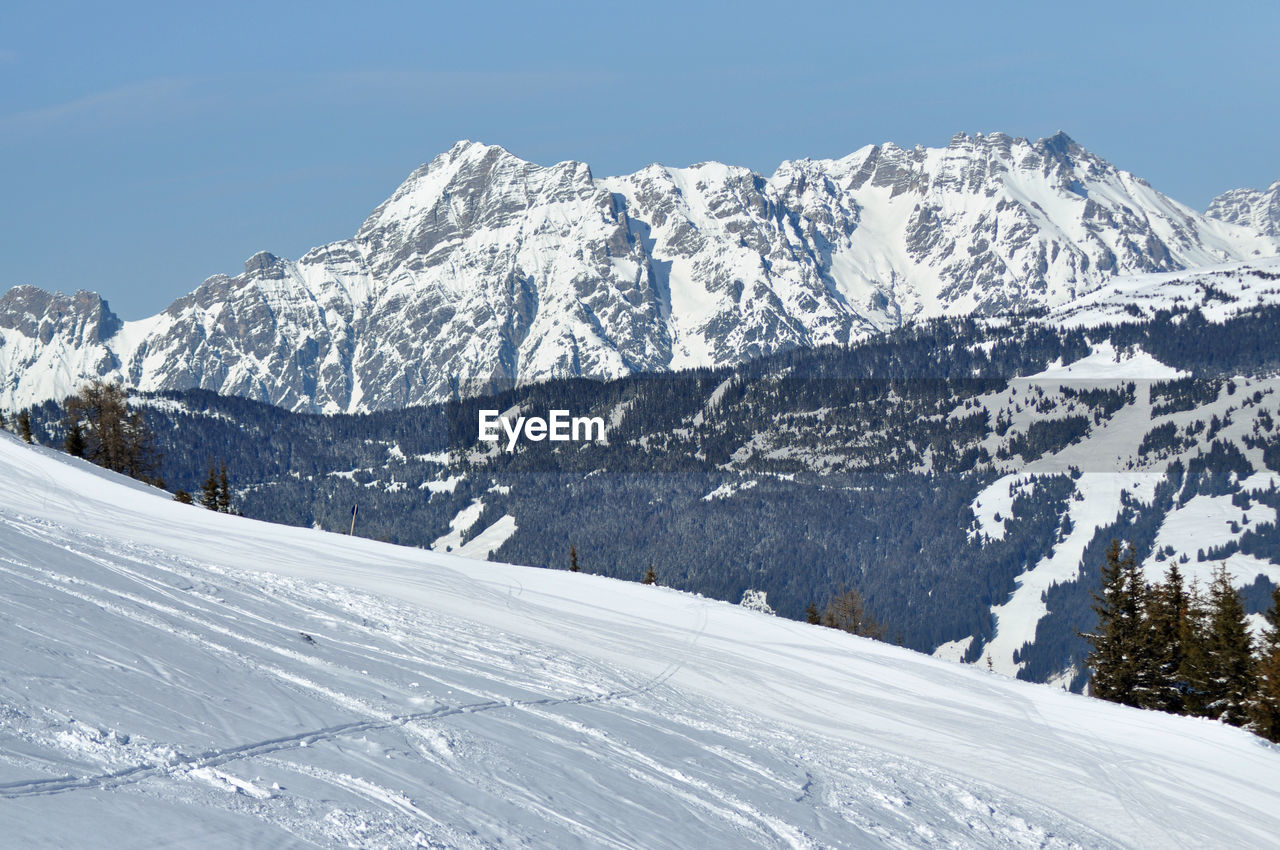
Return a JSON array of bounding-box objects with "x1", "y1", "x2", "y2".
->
[{"x1": 349, "y1": 504, "x2": 358, "y2": 536}]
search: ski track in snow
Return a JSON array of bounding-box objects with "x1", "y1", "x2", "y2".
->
[{"x1": 2, "y1": 434, "x2": 1280, "y2": 848}]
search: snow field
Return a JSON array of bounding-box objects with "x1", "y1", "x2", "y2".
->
[{"x1": 2, "y1": 433, "x2": 1280, "y2": 847}]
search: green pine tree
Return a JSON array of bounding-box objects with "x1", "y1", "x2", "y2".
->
[
  {"x1": 1250, "y1": 587, "x2": 1280, "y2": 742},
  {"x1": 569, "y1": 545, "x2": 580, "y2": 572},
  {"x1": 1085, "y1": 540, "x2": 1146, "y2": 705},
  {"x1": 217, "y1": 462, "x2": 231, "y2": 513},
  {"x1": 18, "y1": 409, "x2": 33, "y2": 443},
  {"x1": 64, "y1": 420, "x2": 86, "y2": 458},
  {"x1": 805, "y1": 602, "x2": 821, "y2": 625},
  {"x1": 1136, "y1": 563, "x2": 1187, "y2": 713},
  {"x1": 642, "y1": 565, "x2": 657, "y2": 585},
  {"x1": 1202, "y1": 564, "x2": 1255, "y2": 726},
  {"x1": 200, "y1": 464, "x2": 220, "y2": 510},
  {"x1": 1178, "y1": 579, "x2": 1214, "y2": 717}
]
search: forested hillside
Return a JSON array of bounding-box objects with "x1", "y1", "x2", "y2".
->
[{"x1": 12, "y1": 266, "x2": 1280, "y2": 688}]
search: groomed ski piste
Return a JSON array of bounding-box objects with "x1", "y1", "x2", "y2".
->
[{"x1": 2, "y1": 432, "x2": 1278, "y2": 848}]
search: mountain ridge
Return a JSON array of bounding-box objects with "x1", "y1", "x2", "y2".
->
[
  {"x1": 3, "y1": 133, "x2": 1276, "y2": 413},
  {"x1": 1208, "y1": 178, "x2": 1280, "y2": 238}
]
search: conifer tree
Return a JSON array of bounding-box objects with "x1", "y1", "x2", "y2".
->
[
  {"x1": 1202, "y1": 564, "x2": 1255, "y2": 726},
  {"x1": 122, "y1": 407, "x2": 155, "y2": 481},
  {"x1": 201, "y1": 464, "x2": 220, "y2": 510},
  {"x1": 1249, "y1": 587, "x2": 1280, "y2": 742},
  {"x1": 805, "y1": 603, "x2": 821, "y2": 625},
  {"x1": 643, "y1": 565, "x2": 657, "y2": 585},
  {"x1": 569, "y1": 545, "x2": 580, "y2": 572},
  {"x1": 217, "y1": 462, "x2": 231, "y2": 513},
  {"x1": 18, "y1": 409, "x2": 33, "y2": 443},
  {"x1": 1136, "y1": 563, "x2": 1187, "y2": 712},
  {"x1": 1178, "y1": 579, "x2": 1214, "y2": 717},
  {"x1": 1085, "y1": 540, "x2": 1146, "y2": 705},
  {"x1": 173, "y1": 490, "x2": 193, "y2": 505},
  {"x1": 64, "y1": 420, "x2": 86, "y2": 458}
]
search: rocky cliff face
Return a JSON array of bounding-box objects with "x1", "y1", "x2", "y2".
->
[
  {"x1": 0, "y1": 287, "x2": 123, "y2": 406},
  {"x1": 3, "y1": 134, "x2": 1276, "y2": 412},
  {"x1": 1208, "y1": 179, "x2": 1280, "y2": 238}
]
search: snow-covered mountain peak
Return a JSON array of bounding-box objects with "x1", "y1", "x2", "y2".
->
[
  {"x1": 242, "y1": 249, "x2": 286, "y2": 276},
  {"x1": 0, "y1": 285, "x2": 121, "y2": 346},
  {"x1": 354, "y1": 139, "x2": 607, "y2": 279},
  {"x1": 1208, "y1": 178, "x2": 1280, "y2": 238},
  {"x1": 4, "y1": 133, "x2": 1280, "y2": 412}
]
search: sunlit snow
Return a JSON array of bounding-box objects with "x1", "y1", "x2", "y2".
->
[{"x1": 3, "y1": 433, "x2": 1280, "y2": 847}]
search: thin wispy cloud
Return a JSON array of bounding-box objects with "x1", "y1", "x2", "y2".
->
[
  {"x1": 0, "y1": 69, "x2": 616, "y2": 140},
  {"x1": 300, "y1": 68, "x2": 618, "y2": 104},
  {"x1": 0, "y1": 77, "x2": 194, "y2": 136}
]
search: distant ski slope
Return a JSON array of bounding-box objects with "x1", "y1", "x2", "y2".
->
[{"x1": 2, "y1": 432, "x2": 1279, "y2": 848}]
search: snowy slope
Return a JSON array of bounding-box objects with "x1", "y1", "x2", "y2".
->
[
  {"x1": 3, "y1": 435, "x2": 1280, "y2": 847},
  {"x1": 4, "y1": 134, "x2": 1278, "y2": 413},
  {"x1": 956, "y1": 352, "x2": 1280, "y2": 679},
  {"x1": 1047, "y1": 258, "x2": 1280, "y2": 328}
]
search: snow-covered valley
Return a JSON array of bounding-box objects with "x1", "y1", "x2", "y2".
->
[{"x1": 3, "y1": 432, "x2": 1280, "y2": 847}]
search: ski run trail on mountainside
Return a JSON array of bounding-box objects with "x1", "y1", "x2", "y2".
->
[{"x1": 2, "y1": 432, "x2": 1279, "y2": 848}]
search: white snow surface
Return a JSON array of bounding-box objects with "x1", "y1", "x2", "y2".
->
[
  {"x1": 3, "y1": 433, "x2": 1280, "y2": 848},
  {"x1": 429, "y1": 499, "x2": 518, "y2": 559},
  {"x1": 1023, "y1": 341, "x2": 1187, "y2": 382},
  {"x1": 956, "y1": 371, "x2": 1280, "y2": 679},
  {"x1": 976, "y1": 473, "x2": 1164, "y2": 677},
  {"x1": 430, "y1": 498, "x2": 485, "y2": 550},
  {"x1": 1047, "y1": 258, "x2": 1280, "y2": 328}
]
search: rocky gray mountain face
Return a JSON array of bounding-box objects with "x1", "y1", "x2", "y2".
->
[
  {"x1": 3, "y1": 133, "x2": 1276, "y2": 412},
  {"x1": 1208, "y1": 179, "x2": 1280, "y2": 238}
]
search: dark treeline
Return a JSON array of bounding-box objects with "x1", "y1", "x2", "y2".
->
[
  {"x1": 1087, "y1": 540, "x2": 1280, "y2": 742},
  {"x1": 6, "y1": 294, "x2": 1280, "y2": 686}
]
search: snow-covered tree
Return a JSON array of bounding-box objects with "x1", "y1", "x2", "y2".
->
[
  {"x1": 739, "y1": 589, "x2": 774, "y2": 616},
  {"x1": 1201, "y1": 564, "x2": 1255, "y2": 726},
  {"x1": 1086, "y1": 540, "x2": 1145, "y2": 705},
  {"x1": 1135, "y1": 562, "x2": 1187, "y2": 713},
  {"x1": 1250, "y1": 587, "x2": 1280, "y2": 742}
]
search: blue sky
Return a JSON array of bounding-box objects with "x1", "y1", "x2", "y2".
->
[{"x1": 4, "y1": 1, "x2": 1278, "y2": 318}]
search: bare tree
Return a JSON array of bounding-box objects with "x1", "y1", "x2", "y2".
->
[
  {"x1": 821, "y1": 586, "x2": 884, "y2": 640},
  {"x1": 62, "y1": 380, "x2": 159, "y2": 481}
]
